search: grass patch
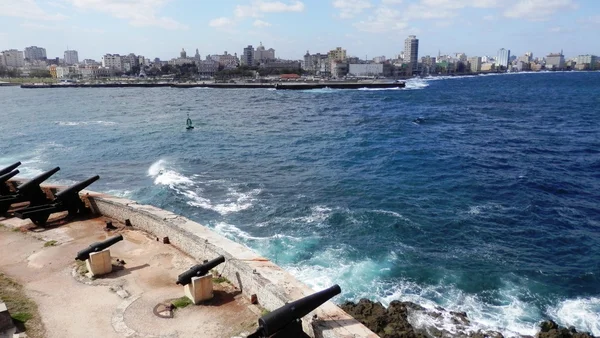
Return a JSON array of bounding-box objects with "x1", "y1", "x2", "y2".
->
[
  {"x1": 0, "y1": 273, "x2": 45, "y2": 337},
  {"x1": 213, "y1": 276, "x2": 229, "y2": 283},
  {"x1": 75, "y1": 260, "x2": 88, "y2": 275},
  {"x1": 12, "y1": 227, "x2": 21, "y2": 232},
  {"x1": 261, "y1": 309, "x2": 270, "y2": 316},
  {"x1": 44, "y1": 240, "x2": 57, "y2": 247},
  {"x1": 171, "y1": 297, "x2": 193, "y2": 309},
  {"x1": 12, "y1": 312, "x2": 33, "y2": 323}
]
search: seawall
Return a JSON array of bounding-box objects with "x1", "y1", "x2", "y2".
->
[
  {"x1": 19, "y1": 81, "x2": 405, "y2": 90},
  {"x1": 81, "y1": 190, "x2": 377, "y2": 338}
]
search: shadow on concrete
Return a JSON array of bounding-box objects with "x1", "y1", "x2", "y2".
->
[
  {"x1": 99, "y1": 263, "x2": 150, "y2": 279},
  {"x1": 202, "y1": 289, "x2": 242, "y2": 307}
]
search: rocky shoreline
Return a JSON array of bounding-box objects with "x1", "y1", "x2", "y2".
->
[{"x1": 341, "y1": 299, "x2": 596, "y2": 338}]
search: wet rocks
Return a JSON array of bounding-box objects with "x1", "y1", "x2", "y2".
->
[{"x1": 536, "y1": 320, "x2": 595, "y2": 338}]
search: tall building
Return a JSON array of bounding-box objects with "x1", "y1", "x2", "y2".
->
[
  {"x1": 328, "y1": 47, "x2": 347, "y2": 61},
  {"x1": 24, "y1": 46, "x2": 47, "y2": 60},
  {"x1": 468, "y1": 56, "x2": 482, "y2": 72},
  {"x1": 546, "y1": 52, "x2": 565, "y2": 70},
  {"x1": 194, "y1": 48, "x2": 201, "y2": 62},
  {"x1": 1, "y1": 49, "x2": 24, "y2": 68},
  {"x1": 404, "y1": 35, "x2": 419, "y2": 74},
  {"x1": 496, "y1": 48, "x2": 510, "y2": 68},
  {"x1": 180, "y1": 48, "x2": 187, "y2": 59},
  {"x1": 242, "y1": 45, "x2": 254, "y2": 66},
  {"x1": 576, "y1": 54, "x2": 597, "y2": 70},
  {"x1": 64, "y1": 50, "x2": 79, "y2": 65},
  {"x1": 254, "y1": 42, "x2": 275, "y2": 64},
  {"x1": 102, "y1": 54, "x2": 123, "y2": 70}
]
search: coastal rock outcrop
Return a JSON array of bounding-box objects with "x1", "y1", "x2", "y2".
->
[{"x1": 341, "y1": 300, "x2": 597, "y2": 338}]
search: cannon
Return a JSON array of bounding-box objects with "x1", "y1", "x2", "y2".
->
[
  {"x1": 0, "y1": 169, "x2": 19, "y2": 195},
  {"x1": 248, "y1": 284, "x2": 342, "y2": 338},
  {"x1": 14, "y1": 175, "x2": 99, "y2": 226},
  {"x1": 76, "y1": 234, "x2": 123, "y2": 261},
  {"x1": 0, "y1": 162, "x2": 21, "y2": 176},
  {"x1": 176, "y1": 256, "x2": 225, "y2": 285},
  {"x1": 0, "y1": 167, "x2": 60, "y2": 214}
]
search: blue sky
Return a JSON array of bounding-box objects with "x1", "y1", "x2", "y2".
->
[{"x1": 1, "y1": 0, "x2": 599, "y2": 61}]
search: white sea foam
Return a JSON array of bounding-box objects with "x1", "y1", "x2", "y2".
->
[
  {"x1": 55, "y1": 120, "x2": 116, "y2": 126},
  {"x1": 403, "y1": 78, "x2": 430, "y2": 90},
  {"x1": 357, "y1": 87, "x2": 403, "y2": 91},
  {"x1": 548, "y1": 297, "x2": 600, "y2": 336},
  {"x1": 148, "y1": 159, "x2": 193, "y2": 186}
]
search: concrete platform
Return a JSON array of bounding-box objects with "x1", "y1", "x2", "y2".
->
[{"x1": 0, "y1": 216, "x2": 260, "y2": 338}]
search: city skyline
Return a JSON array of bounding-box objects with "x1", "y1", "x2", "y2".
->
[{"x1": 1, "y1": 0, "x2": 599, "y2": 61}]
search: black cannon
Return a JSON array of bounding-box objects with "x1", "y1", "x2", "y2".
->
[
  {"x1": 176, "y1": 256, "x2": 225, "y2": 285},
  {"x1": 0, "y1": 167, "x2": 60, "y2": 214},
  {"x1": 0, "y1": 162, "x2": 21, "y2": 176},
  {"x1": 249, "y1": 284, "x2": 342, "y2": 338},
  {"x1": 76, "y1": 234, "x2": 123, "y2": 261},
  {"x1": 0, "y1": 169, "x2": 19, "y2": 195},
  {"x1": 14, "y1": 175, "x2": 99, "y2": 226}
]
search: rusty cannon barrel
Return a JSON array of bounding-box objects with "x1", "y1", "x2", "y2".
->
[
  {"x1": 17, "y1": 166, "x2": 60, "y2": 192},
  {"x1": 0, "y1": 167, "x2": 60, "y2": 214},
  {"x1": 176, "y1": 255, "x2": 225, "y2": 285},
  {"x1": 0, "y1": 162, "x2": 21, "y2": 176},
  {"x1": 55, "y1": 175, "x2": 99, "y2": 201},
  {"x1": 75, "y1": 234, "x2": 124, "y2": 261},
  {"x1": 251, "y1": 284, "x2": 342, "y2": 338},
  {"x1": 14, "y1": 175, "x2": 99, "y2": 227},
  {"x1": 0, "y1": 170, "x2": 19, "y2": 195}
]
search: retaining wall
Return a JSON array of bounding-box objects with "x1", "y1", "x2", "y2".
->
[{"x1": 86, "y1": 192, "x2": 378, "y2": 338}]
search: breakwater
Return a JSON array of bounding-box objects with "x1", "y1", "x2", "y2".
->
[{"x1": 20, "y1": 81, "x2": 405, "y2": 90}]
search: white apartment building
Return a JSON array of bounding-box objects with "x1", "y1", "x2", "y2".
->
[
  {"x1": 1, "y1": 49, "x2": 25, "y2": 68},
  {"x1": 404, "y1": 35, "x2": 419, "y2": 74},
  {"x1": 64, "y1": 50, "x2": 79, "y2": 65},
  {"x1": 24, "y1": 46, "x2": 47, "y2": 60},
  {"x1": 102, "y1": 54, "x2": 123, "y2": 70}
]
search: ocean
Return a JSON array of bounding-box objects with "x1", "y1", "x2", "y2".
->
[{"x1": 1, "y1": 72, "x2": 599, "y2": 336}]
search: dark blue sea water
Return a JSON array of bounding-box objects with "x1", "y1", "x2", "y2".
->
[{"x1": 1, "y1": 72, "x2": 599, "y2": 336}]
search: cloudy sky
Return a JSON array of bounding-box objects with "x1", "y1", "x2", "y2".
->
[{"x1": 1, "y1": 0, "x2": 598, "y2": 61}]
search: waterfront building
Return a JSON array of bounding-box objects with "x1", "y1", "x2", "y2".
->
[
  {"x1": 348, "y1": 63, "x2": 392, "y2": 77},
  {"x1": 124, "y1": 53, "x2": 139, "y2": 68},
  {"x1": 242, "y1": 45, "x2": 254, "y2": 66},
  {"x1": 260, "y1": 59, "x2": 301, "y2": 71},
  {"x1": 254, "y1": 42, "x2": 275, "y2": 64},
  {"x1": 468, "y1": 56, "x2": 482, "y2": 72},
  {"x1": 1, "y1": 49, "x2": 25, "y2": 68},
  {"x1": 197, "y1": 57, "x2": 219, "y2": 78},
  {"x1": 303, "y1": 51, "x2": 328, "y2": 73},
  {"x1": 328, "y1": 47, "x2": 347, "y2": 62},
  {"x1": 481, "y1": 63, "x2": 496, "y2": 72},
  {"x1": 456, "y1": 53, "x2": 467, "y2": 62},
  {"x1": 102, "y1": 54, "x2": 123, "y2": 71},
  {"x1": 545, "y1": 52, "x2": 565, "y2": 70},
  {"x1": 575, "y1": 54, "x2": 597, "y2": 70},
  {"x1": 516, "y1": 61, "x2": 530, "y2": 72},
  {"x1": 24, "y1": 46, "x2": 47, "y2": 61},
  {"x1": 331, "y1": 61, "x2": 349, "y2": 78},
  {"x1": 496, "y1": 48, "x2": 510, "y2": 68},
  {"x1": 372, "y1": 56, "x2": 386, "y2": 63},
  {"x1": 404, "y1": 35, "x2": 419, "y2": 75},
  {"x1": 64, "y1": 50, "x2": 79, "y2": 65}
]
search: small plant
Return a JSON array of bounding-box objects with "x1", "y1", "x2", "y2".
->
[
  {"x1": 12, "y1": 227, "x2": 21, "y2": 232},
  {"x1": 44, "y1": 240, "x2": 57, "y2": 247},
  {"x1": 261, "y1": 309, "x2": 270, "y2": 316},
  {"x1": 213, "y1": 276, "x2": 229, "y2": 283},
  {"x1": 75, "y1": 260, "x2": 88, "y2": 275},
  {"x1": 12, "y1": 312, "x2": 33, "y2": 323},
  {"x1": 171, "y1": 297, "x2": 193, "y2": 309}
]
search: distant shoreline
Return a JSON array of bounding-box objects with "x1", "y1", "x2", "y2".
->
[{"x1": 19, "y1": 81, "x2": 406, "y2": 90}]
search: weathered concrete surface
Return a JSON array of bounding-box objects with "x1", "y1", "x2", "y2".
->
[
  {"x1": 86, "y1": 192, "x2": 378, "y2": 338},
  {"x1": 0, "y1": 216, "x2": 259, "y2": 338}
]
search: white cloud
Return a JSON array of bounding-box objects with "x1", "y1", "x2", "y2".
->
[
  {"x1": 235, "y1": 1, "x2": 305, "y2": 18},
  {"x1": 65, "y1": 0, "x2": 188, "y2": 30},
  {"x1": 548, "y1": 26, "x2": 573, "y2": 33},
  {"x1": 253, "y1": 19, "x2": 272, "y2": 27},
  {"x1": 20, "y1": 21, "x2": 63, "y2": 30},
  {"x1": 504, "y1": 0, "x2": 577, "y2": 21},
  {"x1": 0, "y1": 0, "x2": 66, "y2": 20},
  {"x1": 483, "y1": 15, "x2": 496, "y2": 21},
  {"x1": 332, "y1": 0, "x2": 372, "y2": 19},
  {"x1": 209, "y1": 17, "x2": 234, "y2": 28},
  {"x1": 354, "y1": 6, "x2": 409, "y2": 32}
]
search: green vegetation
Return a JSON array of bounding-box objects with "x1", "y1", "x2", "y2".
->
[
  {"x1": 212, "y1": 276, "x2": 229, "y2": 283},
  {"x1": 44, "y1": 240, "x2": 57, "y2": 247},
  {"x1": 171, "y1": 296, "x2": 193, "y2": 309},
  {"x1": 261, "y1": 308, "x2": 270, "y2": 316},
  {"x1": 75, "y1": 260, "x2": 88, "y2": 276},
  {"x1": 0, "y1": 273, "x2": 45, "y2": 337}
]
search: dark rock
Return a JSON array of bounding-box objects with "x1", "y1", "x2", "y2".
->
[{"x1": 541, "y1": 321, "x2": 560, "y2": 333}]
